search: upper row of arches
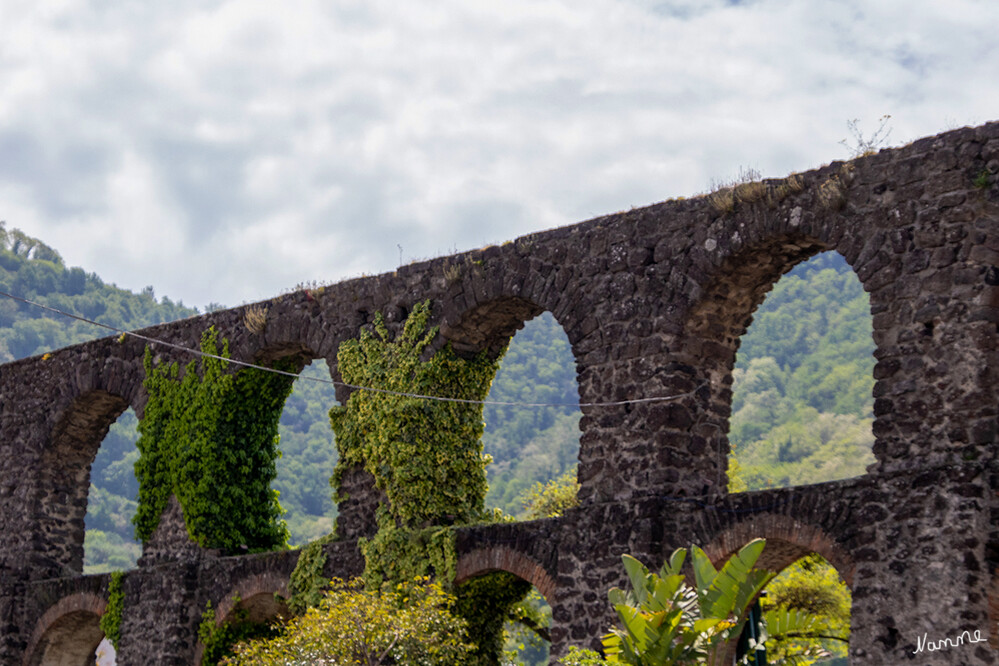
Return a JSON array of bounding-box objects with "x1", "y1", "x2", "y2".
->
[{"x1": 71, "y1": 244, "x2": 881, "y2": 577}]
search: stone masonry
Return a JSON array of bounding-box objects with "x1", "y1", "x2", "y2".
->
[{"x1": 1, "y1": 122, "x2": 998, "y2": 664}]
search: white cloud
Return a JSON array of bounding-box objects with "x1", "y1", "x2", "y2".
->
[{"x1": 1, "y1": 0, "x2": 998, "y2": 308}]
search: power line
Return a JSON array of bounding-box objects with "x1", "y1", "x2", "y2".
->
[{"x1": 0, "y1": 289, "x2": 703, "y2": 409}]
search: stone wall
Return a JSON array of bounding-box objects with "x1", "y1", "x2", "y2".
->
[{"x1": 1, "y1": 121, "x2": 997, "y2": 664}]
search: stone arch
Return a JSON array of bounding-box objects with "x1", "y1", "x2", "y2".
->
[
  {"x1": 679, "y1": 225, "x2": 884, "y2": 490},
  {"x1": 23, "y1": 591, "x2": 107, "y2": 666},
  {"x1": 193, "y1": 573, "x2": 291, "y2": 666},
  {"x1": 702, "y1": 512, "x2": 855, "y2": 586},
  {"x1": 441, "y1": 295, "x2": 549, "y2": 359},
  {"x1": 455, "y1": 545, "x2": 558, "y2": 604},
  {"x1": 700, "y1": 512, "x2": 855, "y2": 663},
  {"x1": 36, "y1": 389, "x2": 134, "y2": 575}
]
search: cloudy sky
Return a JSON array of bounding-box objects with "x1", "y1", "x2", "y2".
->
[{"x1": 2, "y1": 0, "x2": 998, "y2": 310}]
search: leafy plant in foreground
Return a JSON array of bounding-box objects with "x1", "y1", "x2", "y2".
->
[
  {"x1": 223, "y1": 577, "x2": 472, "y2": 665},
  {"x1": 602, "y1": 539, "x2": 825, "y2": 665}
]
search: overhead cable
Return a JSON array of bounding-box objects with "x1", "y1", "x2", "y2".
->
[{"x1": 0, "y1": 290, "x2": 702, "y2": 409}]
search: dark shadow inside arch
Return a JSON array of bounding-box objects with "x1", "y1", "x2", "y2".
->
[
  {"x1": 454, "y1": 570, "x2": 551, "y2": 666},
  {"x1": 27, "y1": 609, "x2": 106, "y2": 666},
  {"x1": 726, "y1": 250, "x2": 875, "y2": 492},
  {"x1": 199, "y1": 591, "x2": 288, "y2": 665}
]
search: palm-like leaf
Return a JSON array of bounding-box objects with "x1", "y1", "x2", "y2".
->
[{"x1": 602, "y1": 540, "x2": 834, "y2": 666}]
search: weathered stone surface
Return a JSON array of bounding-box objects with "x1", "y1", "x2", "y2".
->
[{"x1": 2, "y1": 122, "x2": 998, "y2": 664}]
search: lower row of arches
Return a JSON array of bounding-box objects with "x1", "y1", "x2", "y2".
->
[{"x1": 25, "y1": 531, "x2": 857, "y2": 666}]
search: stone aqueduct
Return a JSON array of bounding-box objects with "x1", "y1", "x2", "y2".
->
[{"x1": 1, "y1": 122, "x2": 998, "y2": 665}]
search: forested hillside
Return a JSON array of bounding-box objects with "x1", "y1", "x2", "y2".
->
[
  {"x1": 729, "y1": 251, "x2": 875, "y2": 490},
  {"x1": 0, "y1": 222, "x2": 196, "y2": 362},
  {"x1": 0, "y1": 222, "x2": 875, "y2": 580}
]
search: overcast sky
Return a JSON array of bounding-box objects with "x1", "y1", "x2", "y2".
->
[{"x1": 2, "y1": 0, "x2": 998, "y2": 310}]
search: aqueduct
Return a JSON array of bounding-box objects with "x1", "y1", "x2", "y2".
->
[{"x1": 2, "y1": 122, "x2": 999, "y2": 664}]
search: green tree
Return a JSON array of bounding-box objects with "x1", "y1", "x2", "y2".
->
[
  {"x1": 519, "y1": 467, "x2": 580, "y2": 519},
  {"x1": 761, "y1": 555, "x2": 850, "y2": 662},
  {"x1": 223, "y1": 577, "x2": 473, "y2": 666}
]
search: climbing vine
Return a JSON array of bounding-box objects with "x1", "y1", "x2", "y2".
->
[
  {"x1": 329, "y1": 301, "x2": 532, "y2": 664},
  {"x1": 199, "y1": 597, "x2": 280, "y2": 666},
  {"x1": 287, "y1": 532, "x2": 335, "y2": 614},
  {"x1": 99, "y1": 570, "x2": 124, "y2": 649},
  {"x1": 330, "y1": 301, "x2": 498, "y2": 528},
  {"x1": 133, "y1": 328, "x2": 295, "y2": 552}
]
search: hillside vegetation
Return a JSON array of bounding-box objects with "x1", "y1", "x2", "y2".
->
[{"x1": 0, "y1": 223, "x2": 875, "y2": 577}]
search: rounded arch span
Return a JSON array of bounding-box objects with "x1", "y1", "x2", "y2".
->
[
  {"x1": 36, "y1": 389, "x2": 135, "y2": 575},
  {"x1": 684, "y1": 232, "x2": 836, "y2": 381},
  {"x1": 440, "y1": 295, "x2": 549, "y2": 359},
  {"x1": 701, "y1": 512, "x2": 855, "y2": 586},
  {"x1": 23, "y1": 591, "x2": 107, "y2": 666},
  {"x1": 194, "y1": 573, "x2": 291, "y2": 665},
  {"x1": 678, "y1": 225, "x2": 885, "y2": 481},
  {"x1": 454, "y1": 546, "x2": 558, "y2": 604},
  {"x1": 215, "y1": 572, "x2": 292, "y2": 626}
]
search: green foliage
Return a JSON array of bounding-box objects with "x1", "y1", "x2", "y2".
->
[
  {"x1": 761, "y1": 555, "x2": 851, "y2": 662},
  {"x1": 730, "y1": 252, "x2": 875, "y2": 492},
  {"x1": 559, "y1": 646, "x2": 611, "y2": 665},
  {"x1": 520, "y1": 467, "x2": 580, "y2": 519},
  {"x1": 482, "y1": 312, "x2": 581, "y2": 515},
  {"x1": 273, "y1": 360, "x2": 339, "y2": 545},
  {"x1": 330, "y1": 301, "x2": 498, "y2": 528},
  {"x1": 83, "y1": 530, "x2": 141, "y2": 575},
  {"x1": 329, "y1": 301, "x2": 534, "y2": 664},
  {"x1": 602, "y1": 541, "x2": 823, "y2": 666},
  {"x1": 133, "y1": 328, "x2": 293, "y2": 552},
  {"x1": 454, "y1": 571, "x2": 532, "y2": 665},
  {"x1": 360, "y1": 520, "x2": 458, "y2": 592},
  {"x1": 99, "y1": 570, "x2": 124, "y2": 650},
  {"x1": 0, "y1": 222, "x2": 196, "y2": 363},
  {"x1": 199, "y1": 598, "x2": 281, "y2": 666},
  {"x1": 223, "y1": 577, "x2": 473, "y2": 665},
  {"x1": 287, "y1": 533, "x2": 336, "y2": 615},
  {"x1": 504, "y1": 588, "x2": 552, "y2": 665}
]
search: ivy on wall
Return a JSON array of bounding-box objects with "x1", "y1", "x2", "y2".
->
[
  {"x1": 287, "y1": 532, "x2": 335, "y2": 614},
  {"x1": 329, "y1": 300, "x2": 498, "y2": 529},
  {"x1": 133, "y1": 328, "x2": 294, "y2": 552},
  {"x1": 329, "y1": 301, "x2": 532, "y2": 664},
  {"x1": 99, "y1": 570, "x2": 124, "y2": 649},
  {"x1": 199, "y1": 597, "x2": 280, "y2": 666}
]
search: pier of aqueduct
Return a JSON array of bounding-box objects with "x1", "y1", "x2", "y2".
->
[{"x1": 1, "y1": 122, "x2": 998, "y2": 664}]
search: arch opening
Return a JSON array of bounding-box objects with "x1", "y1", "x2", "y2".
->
[
  {"x1": 197, "y1": 590, "x2": 289, "y2": 666},
  {"x1": 726, "y1": 250, "x2": 875, "y2": 492},
  {"x1": 24, "y1": 592, "x2": 111, "y2": 666},
  {"x1": 454, "y1": 563, "x2": 555, "y2": 666},
  {"x1": 26, "y1": 610, "x2": 105, "y2": 666},
  {"x1": 704, "y1": 517, "x2": 854, "y2": 665},
  {"x1": 758, "y1": 552, "x2": 851, "y2": 665},
  {"x1": 40, "y1": 390, "x2": 130, "y2": 576},
  {"x1": 274, "y1": 357, "x2": 340, "y2": 546},
  {"x1": 480, "y1": 310, "x2": 582, "y2": 517},
  {"x1": 84, "y1": 407, "x2": 141, "y2": 574}
]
